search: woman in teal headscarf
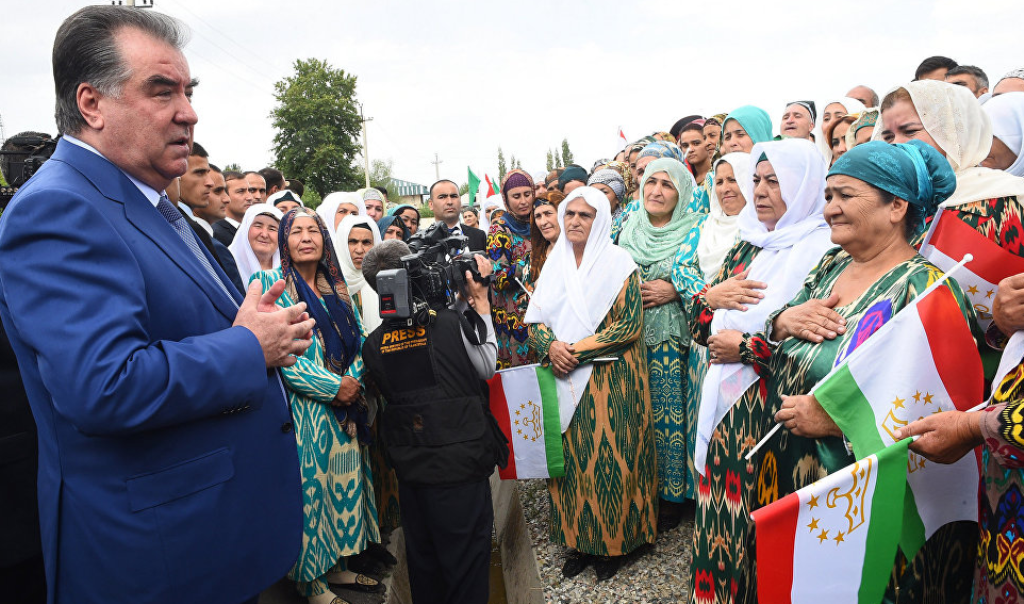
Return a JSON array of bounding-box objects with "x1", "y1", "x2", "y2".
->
[
  {"x1": 388, "y1": 204, "x2": 421, "y2": 235},
  {"x1": 618, "y1": 157, "x2": 707, "y2": 529},
  {"x1": 721, "y1": 105, "x2": 773, "y2": 154}
]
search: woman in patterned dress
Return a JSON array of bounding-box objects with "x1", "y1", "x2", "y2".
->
[
  {"x1": 254, "y1": 209, "x2": 381, "y2": 604},
  {"x1": 767, "y1": 140, "x2": 973, "y2": 603},
  {"x1": 686, "y1": 139, "x2": 835, "y2": 604},
  {"x1": 488, "y1": 169, "x2": 535, "y2": 369},
  {"x1": 525, "y1": 187, "x2": 656, "y2": 582},
  {"x1": 618, "y1": 157, "x2": 706, "y2": 529},
  {"x1": 671, "y1": 152, "x2": 751, "y2": 526}
]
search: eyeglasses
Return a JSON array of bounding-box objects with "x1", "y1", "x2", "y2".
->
[{"x1": 435, "y1": 193, "x2": 459, "y2": 200}]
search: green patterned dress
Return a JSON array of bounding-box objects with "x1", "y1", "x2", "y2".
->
[
  {"x1": 686, "y1": 241, "x2": 774, "y2": 604},
  {"x1": 255, "y1": 269, "x2": 380, "y2": 598},
  {"x1": 530, "y1": 272, "x2": 658, "y2": 556},
  {"x1": 762, "y1": 249, "x2": 979, "y2": 603},
  {"x1": 641, "y1": 217, "x2": 706, "y2": 503}
]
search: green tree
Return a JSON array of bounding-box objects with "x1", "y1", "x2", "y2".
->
[
  {"x1": 497, "y1": 147, "x2": 507, "y2": 182},
  {"x1": 554, "y1": 148, "x2": 562, "y2": 168},
  {"x1": 459, "y1": 182, "x2": 470, "y2": 196},
  {"x1": 561, "y1": 138, "x2": 574, "y2": 166},
  {"x1": 223, "y1": 162, "x2": 241, "y2": 173},
  {"x1": 270, "y1": 58, "x2": 362, "y2": 198},
  {"x1": 545, "y1": 149, "x2": 554, "y2": 171},
  {"x1": 354, "y1": 158, "x2": 394, "y2": 192}
]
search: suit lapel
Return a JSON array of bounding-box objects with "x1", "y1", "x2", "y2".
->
[{"x1": 56, "y1": 142, "x2": 240, "y2": 321}]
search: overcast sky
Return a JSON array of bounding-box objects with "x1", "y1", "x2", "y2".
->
[{"x1": 3, "y1": 0, "x2": 1022, "y2": 190}]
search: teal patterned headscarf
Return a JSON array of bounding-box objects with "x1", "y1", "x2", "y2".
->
[
  {"x1": 723, "y1": 105, "x2": 774, "y2": 144},
  {"x1": 618, "y1": 157, "x2": 702, "y2": 265},
  {"x1": 828, "y1": 139, "x2": 956, "y2": 235}
]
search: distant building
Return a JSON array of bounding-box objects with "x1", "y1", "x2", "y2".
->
[{"x1": 389, "y1": 178, "x2": 429, "y2": 207}]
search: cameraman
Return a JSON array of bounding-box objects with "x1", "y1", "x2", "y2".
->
[{"x1": 360, "y1": 240, "x2": 508, "y2": 604}]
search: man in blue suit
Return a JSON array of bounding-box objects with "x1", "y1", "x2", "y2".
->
[{"x1": 0, "y1": 7, "x2": 314, "y2": 603}]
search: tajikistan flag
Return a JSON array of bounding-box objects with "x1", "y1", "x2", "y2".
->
[
  {"x1": 488, "y1": 364, "x2": 565, "y2": 479},
  {"x1": 920, "y1": 208, "x2": 1024, "y2": 331},
  {"x1": 812, "y1": 282, "x2": 983, "y2": 558},
  {"x1": 752, "y1": 439, "x2": 910, "y2": 604}
]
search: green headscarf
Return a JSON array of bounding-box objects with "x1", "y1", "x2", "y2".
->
[
  {"x1": 723, "y1": 105, "x2": 774, "y2": 145},
  {"x1": 618, "y1": 157, "x2": 703, "y2": 265}
]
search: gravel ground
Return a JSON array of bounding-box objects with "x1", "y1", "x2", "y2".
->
[{"x1": 518, "y1": 479, "x2": 695, "y2": 604}]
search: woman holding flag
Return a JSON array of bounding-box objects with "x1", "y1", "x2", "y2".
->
[
  {"x1": 765, "y1": 139, "x2": 977, "y2": 601},
  {"x1": 525, "y1": 186, "x2": 656, "y2": 582}
]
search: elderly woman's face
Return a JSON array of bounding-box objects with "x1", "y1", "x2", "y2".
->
[
  {"x1": 880, "y1": 100, "x2": 942, "y2": 153},
  {"x1": 335, "y1": 203, "x2": 359, "y2": 230},
  {"x1": 752, "y1": 160, "x2": 787, "y2": 231},
  {"x1": 461, "y1": 209, "x2": 479, "y2": 228},
  {"x1": 643, "y1": 171, "x2": 680, "y2": 220},
  {"x1": 714, "y1": 162, "x2": 747, "y2": 216},
  {"x1": 248, "y1": 214, "x2": 279, "y2": 260},
  {"x1": 533, "y1": 203, "x2": 560, "y2": 243},
  {"x1": 781, "y1": 104, "x2": 814, "y2": 140},
  {"x1": 287, "y1": 215, "x2": 323, "y2": 264},
  {"x1": 830, "y1": 121, "x2": 853, "y2": 166},
  {"x1": 704, "y1": 122, "x2": 722, "y2": 153},
  {"x1": 563, "y1": 198, "x2": 596, "y2": 248},
  {"x1": 821, "y1": 102, "x2": 848, "y2": 134},
  {"x1": 347, "y1": 225, "x2": 375, "y2": 270},
  {"x1": 384, "y1": 224, "x2": 404, "y2": 240},
  {"x1": 592, "y1": 183, "x2": 619, "y2": 210},
  {"x1": 505, "y1": 185, "x2": 534, "y2": 218},
  {"x1": 722, "y1": 120, "x2": 753, "y2": 153},
  {"x1": 825, "y1": 174, "x2": 908, "y2": 248}
]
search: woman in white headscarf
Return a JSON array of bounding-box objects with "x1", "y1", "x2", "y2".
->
[
  {"x1": 335, "y1": 215, "x2": 383, "y2": 335},
  {"x1": 316, "y1": 191, "x2": 367, "y2": 232},
  {"x1": 670, "y1": 151, "x2": 751, "y2": 520},
  {"x1": 525, "y1": 186, "x2": 655, "y2": 582},
  {"x1": 982, "y1": 91, "x2": 1024, "y2": 177},
  {"x1": 685, "y1": 139, "x2": 834, "y2": 604},
  {"x1": 228, "y1": 203, "x2": 284, "y2": 284},
  {"x1": 877, "y1": 80, "x2": 1024, "y2": 604}
]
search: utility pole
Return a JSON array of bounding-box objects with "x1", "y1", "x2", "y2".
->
[
  {"x1": 431, "y1": 152, "x2": 443, "y2": 181},
  {"x1": 359, "y1": 103, "x2": 373, "y2": 189}
]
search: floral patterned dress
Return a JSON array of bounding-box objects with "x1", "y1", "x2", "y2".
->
[
  {"x1": 488, "y1": 221, "x2": 532, "y2": 369},
  {"x1": 255, "y1": 269, "x2": 380, "y2": 598},
  {"x1": 530, "y1": 273, "x2": 658, "y2": 557},
  {"x1": 763, "y1": 249, "x2": 980, "y2": 604},
  {"x1": 686, "y1": 241, "x2": 773, "y2": 604}
]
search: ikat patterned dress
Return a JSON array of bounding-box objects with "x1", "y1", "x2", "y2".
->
[
  {"x1": 488, "y1": 222, "x2": 533, "y2": 369},
  {"x1": 529, "y1": 273, "x2": 658, "y2": 557},
  {"x1": 686, "y1": 241, "x2": 773, "y2": 604},
  {"x1": 255, "y1": 269, "x2": 380, "y2": 597},
  {"x1": 763, "y1": 249, "x2": 979, "y2": 604}
]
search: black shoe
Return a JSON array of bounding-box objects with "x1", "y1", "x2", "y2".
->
[
  {"x1": 593, "y1": 555, "x2": 623, "y2": 582},
  {"x1": 345, "y1": 552, "x2": 385, "y2": 578},
  {"x1": 364, "y1": 540, "x2": 399, "y2": 567},
  {"x1": 657, "y1": 499, "x2": 683, "y2": 532},
  {"x1": 561, "y1": 550, "x2": 592, "y2": 578}
]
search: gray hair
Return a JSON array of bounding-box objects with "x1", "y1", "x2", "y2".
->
[
  {"x1": 947, "y1": 65, "x2": 990, "y2": 90},
  {"x1": 52, "y1": 6, "x2": 189, "y2": 135},
  {"x1": 362, "y1": 240, "x2": 410, "y2": 291}
]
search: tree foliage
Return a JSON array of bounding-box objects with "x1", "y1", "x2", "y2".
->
[
  {"x1": 497, "y1": 147, "x2": 507, "y2": 182},
  {"x1": 270, "y1": 58, "x2": 362, "y2": 198},
  {"x1": 222, "y1": 162, "x2": 241, "y2": 173},
  {"x1": 355, "y1": 158, "x2": 394, "y2": 192},
  {"x1": 561, "y1": 138, "x2": 574, "y2": 166},
  {"x1": 545, "y1": 150, "x2": 554, "y2": 171}
]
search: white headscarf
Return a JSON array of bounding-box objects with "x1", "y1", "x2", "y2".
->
[
  {"x1": 335, "y1": 215, "x2": 383, "y2": 334},
  {"x1": 695, "y1": 138, "x2": 836, "y2": 476},
  {"x1": 524, "y1": 187, "x2": 637, "y2": 432},
  {"x1": 228, "y1": 203, "x2": 284, "y2": 285},
  {"x1": 983, "y1": 91, "x2": 1024, "y2": 177},
  {"x1": 888, "y1": 81, "x2": 1024, "y2": 207},
  {"x1": 697, "y1": 153, "x2": 751, "y2": 279},
  {"x1": 480, "y1": 196, "x2": 506, "y2": 231},
  {"x1": 316, "y1": 192, "x2": 367, "y2": 232},
  {"x1": 816, "y1": 97, "x2": 868, "y2": 162}
]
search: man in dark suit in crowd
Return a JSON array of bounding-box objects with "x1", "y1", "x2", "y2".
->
[
  {"x1": 0, "y1": 7, "x2": 313, "y2": 603},
  {"x1": 429, "y1": 179, "x2": 488, "y2": 251},
  {"x1": 213, "y1": 170, "x2": 252, "y2": 246}
]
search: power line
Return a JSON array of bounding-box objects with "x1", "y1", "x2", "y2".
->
[{"x1": 160, "y1": 0, "x2": 282, "y2": 74}]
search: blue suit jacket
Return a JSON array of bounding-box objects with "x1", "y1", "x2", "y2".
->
[{"x1": 0, "y1": 140, "x2": 302, "y2": 603}]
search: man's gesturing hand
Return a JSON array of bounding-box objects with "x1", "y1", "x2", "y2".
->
[{"x1": 234, "y1": 279, "x2": 316, "y2": 367}]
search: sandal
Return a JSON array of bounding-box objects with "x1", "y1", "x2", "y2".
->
[{"x1": 328, "y1": 573, "x2": 385, "y2": 593}]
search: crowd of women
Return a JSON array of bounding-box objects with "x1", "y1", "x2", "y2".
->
[{"x1": 217, "y1": 74, "x2": 1024, "y2": 603}]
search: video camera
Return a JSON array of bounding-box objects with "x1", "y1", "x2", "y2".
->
[
  {"x1": 377, "y1": 221, "x2": 492, "y2": 321},
  {"x1": 1, "y1": 133, "x2": 58, "y2": 212}
]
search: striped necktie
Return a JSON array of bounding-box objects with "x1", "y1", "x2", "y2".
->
[{"x1": 155, "y1": 195, "x2": 235, "y2": 302}]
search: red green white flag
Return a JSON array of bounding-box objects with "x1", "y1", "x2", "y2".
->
[
  {"x1": 752, "y1": 439, "x2": 910, "y2": 604},
  {"x1": 919, "y1": 209, "x2": 1024, "y2": 331},
  {"x1": 488, "y1": 364, "x2": 565, "y2": 479},
  {"x1": 812, "y1": 280, "x2": 983, "y2": 558}
]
